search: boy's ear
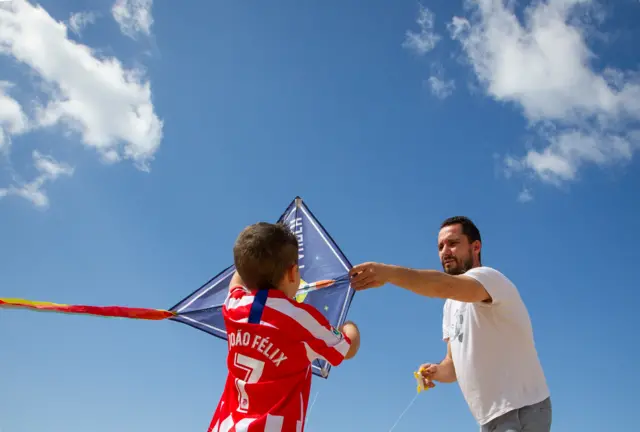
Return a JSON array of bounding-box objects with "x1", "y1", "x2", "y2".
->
[{"x1": 287, "y1": 264, "x2": 299, "y2": 282}]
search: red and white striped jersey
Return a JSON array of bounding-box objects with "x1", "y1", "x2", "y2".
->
[{"x1": 208, "y1": 285, "x2": 352, "y2": 432}]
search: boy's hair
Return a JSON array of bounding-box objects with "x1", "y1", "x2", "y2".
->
[{"x1": 233, "y1": 222, "x2": 299, "y2": 290}]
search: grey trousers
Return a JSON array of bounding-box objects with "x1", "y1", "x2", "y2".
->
[{"x1": 480, "y1": 397, "x2": 552, "y2": 432}]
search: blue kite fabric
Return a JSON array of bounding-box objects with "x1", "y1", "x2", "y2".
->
[{"x1": 168, "y1": 196, "x2": 355, "y2": 378}]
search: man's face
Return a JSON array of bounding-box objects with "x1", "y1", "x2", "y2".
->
[{"x1": 437, "y1": 224, "x2": 475, "y2": 275}]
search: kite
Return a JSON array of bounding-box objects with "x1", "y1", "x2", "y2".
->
[{"x1": 0, "y1": 196, "x2": 355, "y2": 379}]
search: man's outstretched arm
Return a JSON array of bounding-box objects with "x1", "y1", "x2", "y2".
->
[{"x1": 349, "y1": 262, "x2": 491, "y2": 303}]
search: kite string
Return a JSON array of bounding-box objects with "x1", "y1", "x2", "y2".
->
[
  {"x1": 387, "y1": 392, "x2": 419, "y2": 432},
  {"x1": 304, "y1": 391, "x2": 320, "y2": 430}
]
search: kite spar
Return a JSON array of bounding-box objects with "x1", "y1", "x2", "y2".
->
[{"x1": 0, "y1": 196, "x2": 356, "y2": 379}]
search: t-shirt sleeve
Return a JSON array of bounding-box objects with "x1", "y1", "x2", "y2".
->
[
  {"x1": 442, "y1": 300, "x2": 451, "y2": 341},
  {"x1": 266, "y1": 297, "x2": 352, "y2": 367},
  {"x1": 464, "y1": 266, "x2": 518, "y2": 306}
]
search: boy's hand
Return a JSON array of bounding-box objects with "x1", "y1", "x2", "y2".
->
[
  {"x1": 340, "y1": 321, "x2": 360, "y2": 359},
  {"x1": 340, "y1": 321, "x2": 359, "y2": 342},
  {"x1": 341, "y1": 320, "x2": 358, "y2": 332}
]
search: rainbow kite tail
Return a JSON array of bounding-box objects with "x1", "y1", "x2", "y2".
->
[{"x1": 0, "y1": 298, "x2": 176, "y2": 320}]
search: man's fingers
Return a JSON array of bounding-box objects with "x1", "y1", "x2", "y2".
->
[
  {"x1": 420, "y1": 364, "x2": 434, "y2": 374},
  {"x1": 349, "y1": 263, "x2": 370, "y2": 276},
  {"x1": 350, "y1": 271, "x2": 374, "y2": 289},
  {"x1": 350, "y1": 264, "x2": 385, "y2": 291},
  {"x1": 420, "y1": 364, "x2": 438, "y2": 381},
  {"x1": 349, "y1": 272, "x2": 366, "y2": 284},
  {"x1": 352, "y1": 277, "x2": 374, "y2": 290},
  {"x1": 349, "y1": 267, "x2": 370, "y2": 281},
  {"x1": 424, "y1": 379, "x2": 436, "y2": 389}
]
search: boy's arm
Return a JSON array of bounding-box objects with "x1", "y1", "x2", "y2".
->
[
  {"x1": 300, "y1": 303, "x2": 355, "y2": 367},
  {"x1": 281, "y1": 300, "x2": 359, "y2": 367}
]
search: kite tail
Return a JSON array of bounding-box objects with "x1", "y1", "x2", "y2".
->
[
  {"x1": 0, "y1": 298, "x2": 175, "y2": 320},
  {"x1": 0, "y1": 273, "x2": 349, "y2": 322}
]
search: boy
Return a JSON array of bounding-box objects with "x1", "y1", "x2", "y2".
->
[{"x1": 208, "y1": 222, "x2": 361, "y2": 432}]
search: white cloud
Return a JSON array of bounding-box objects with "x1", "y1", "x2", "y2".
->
[
  {"x1": 448, "y1": 0, "x2": 640, "y2": 188},
  {"x1": 403, "y1": 4, "x2": 441, "y2": 55},
  {"x1": 0, "y1": 80, "x2": 29, "y2": 153},
  {"x1": 426, "y1": 67, "x2": 455, "y2": 99},
  {"x1": 517, "y1": 187, "x2": 533, "y2": 203},
  {"x1": 68, "y1": 11, "x2": 96, "y2": 36},
  {"x1": 507, "y1": 129, "x2": 634, "y2": 184},
  {"x1": 112, "y1": 0, "x2": 153, "y2": 39},
  {"x1": 0, "y1": 0, "x2": 163, "y2": 169},
  {"x1": 0, "y1": 150, "x2": 74, "y2": 208},
  {"x1": 404, "y1": 6, "x2": 456, "y2": 100},
  {"x1": 0, "y1": 0, "x2": 162, "y2": 209}
]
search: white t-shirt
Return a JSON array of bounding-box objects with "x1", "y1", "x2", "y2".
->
[{"x1": 442, "y1": 266, "x2": 549, "y2": 425}]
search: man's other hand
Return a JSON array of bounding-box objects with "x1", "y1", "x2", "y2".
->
[{"x1": 419, "y1": 363, "x2": 440, "y2": 389}]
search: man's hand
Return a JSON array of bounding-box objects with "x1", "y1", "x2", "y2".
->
[
  {"x1": 418, "y1": 345, "x2": 457, "y2": 385},
  {"x1": 418, "y1": 363, "x2": 440, "y2": 389},
  {"x1": 349, "y1": 262, "x2": 392, "y2": 291}
]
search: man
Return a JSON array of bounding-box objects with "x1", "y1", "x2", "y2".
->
[{"x1": 349, "y1": 216, "x2": 551, "y2": 431}]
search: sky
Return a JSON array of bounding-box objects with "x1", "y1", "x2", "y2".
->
[{"x1": 1, "y1": 0, "x2": 639, "y2": 430}]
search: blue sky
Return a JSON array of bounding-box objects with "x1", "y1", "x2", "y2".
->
[{"x1": 1, "y1": 0, "x2": 639, "y2": 431}]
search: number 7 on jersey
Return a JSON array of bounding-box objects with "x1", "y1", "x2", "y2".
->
[{"x1": 234, "y1": 353, "x2": 265, "y2": 413}]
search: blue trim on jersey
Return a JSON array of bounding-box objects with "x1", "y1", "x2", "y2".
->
[{"x1": 248, "y1": 289, "x2": 269, "y2": 324}]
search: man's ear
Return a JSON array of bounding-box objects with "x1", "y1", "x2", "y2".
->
[{"x1": 472, "y1": 240, "x2": 481, "y2": 256}]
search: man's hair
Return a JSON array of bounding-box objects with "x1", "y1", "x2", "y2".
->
[
  {"x1": 233, "y1": 222, "x2": 299, "y2": 290},
  {"x1": 441, "y1": 216, "x2": 482, "y2": 262}
]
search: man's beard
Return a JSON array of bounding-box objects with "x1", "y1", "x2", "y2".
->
[{"x1": 442, "y1": 254, "x2": 473, "y2": 275}]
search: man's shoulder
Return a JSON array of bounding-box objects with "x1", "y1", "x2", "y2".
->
[
  {"x1": 465, "y1": 266, "x2": 507, "y2": 277},
  {"x1": 463, "y1": 266, "x2": 524, "y2": 306},
  {"x1": 464, "y1": 266, "x2": 516, "y2": 287}
]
